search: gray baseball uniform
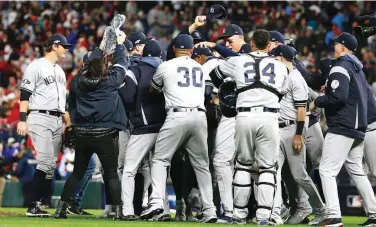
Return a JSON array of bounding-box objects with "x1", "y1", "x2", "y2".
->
[
  {"x1": 203, "y1": 58, "x2": 237, "y2": 217},
  {"x1": 21, "y1": 58, "x2": 66, "y2": 179},
  {"x1": 145, "y1": 56, "x2": 216, "y2": 218},
  {"x1": 212, "y1": 52, "x2": 288, "y2": 221},
  {"x1": 365, "y1": 121, "x2": 376, "y2": 178},
  {"x1": 273, "y1": 68, "x2": 325, "y2": 217}
]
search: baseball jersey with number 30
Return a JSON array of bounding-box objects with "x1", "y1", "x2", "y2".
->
[{"x1": 151, "y1": 56, "x2": 210, "y2": 110}]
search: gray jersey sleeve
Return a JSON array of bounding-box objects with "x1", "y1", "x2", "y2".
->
[
  {"x1": 20, "y1": 63, "x2": 38, "y2": 93},
  {"x1": 291, "y1": 70, "x2": 309, "y2": 108},
  {"x1": 151, "y1": 63, "x2": 165, "y2": 91}
]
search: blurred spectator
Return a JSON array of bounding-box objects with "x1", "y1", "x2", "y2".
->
[
  {"x1": 0, "y1": 143, "x2": 5, "y2": 207},
  {"x1": 12, "y1": 144, "x2": 36, "y2": 207},
  {"x1": 58, "y1": 148, "x2": 75, "y2": 180}
]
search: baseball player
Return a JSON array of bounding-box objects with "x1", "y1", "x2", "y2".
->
[
  {"x1": 210, "y1": 29, "x2": 288, "y2": 225},
  {"x1": 140, "y1": 34, "x2": 217, "y2": 223},
  {"x1": 17, "y1": 34, "x2": 72, "y2": 217},
  {"x1": 270, "y1": 45, "x2": 326, "y2": 225},
  {"x1": 119, "y1": 40, "x2": 170, "y2": 221},
  {"x1": 364, "y1": 84, "x2": 376, "y2": 181},
  {"x1": 310, "y1": 32, "x2": 376, "y2": 227}
]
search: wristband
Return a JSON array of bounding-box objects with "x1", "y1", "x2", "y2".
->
[
  {"x1": 20, "y1": 112, "x2": 27, "y2": 122},
  {"x1": 296, "y1": 121, "x2": 305, "y2": 135}
]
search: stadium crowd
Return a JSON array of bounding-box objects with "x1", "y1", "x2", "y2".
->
[{"x1": 0, "y1": 0, "x2": 376, "y2": 208}]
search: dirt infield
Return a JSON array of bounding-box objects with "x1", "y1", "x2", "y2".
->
[{"x1": 0, "y1": 211, "x2": 22, "y2": 216}]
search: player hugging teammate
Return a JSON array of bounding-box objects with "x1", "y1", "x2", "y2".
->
[{"x1": 17, "y1": 7, "x2": 376, "y2": 227}]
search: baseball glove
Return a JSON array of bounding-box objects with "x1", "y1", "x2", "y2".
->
[
  {"x1": 206, "y1": 99, "x2": 222, "y2": 129},
  {"x1": 64, "y1": 125, "x2": 76, "y2": 148}
]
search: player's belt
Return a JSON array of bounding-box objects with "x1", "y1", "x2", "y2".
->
[
  {"x1": 37, "y1": 110, "x2": 64, "y2": 117},
  {"x1": 172, "y1": 108, "x2": 206, "y2": 112},
  {"x1": 278, "y1": 120, "x2": 295, "y2": 128},
  {"x1": 237, "y1": 107, "x2": 279, "y2": 113}
]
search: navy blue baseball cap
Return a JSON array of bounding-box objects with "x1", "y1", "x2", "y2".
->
[
  {"x1": 191, "y1": 30, "x2": 205, "y2": 42},
  {"x1": 274, "y1": 45, "x2": 295, "y2": 61},
  {"x1": 191, "y1": 46, "x2": 212, "y2": 58},
  {"x1": 331, "y1": 32, "x2": 358, "y2": 52},
  {"x1": 174, "y1": 34, "x2": 194, "y2": 49},
  {"x1": 269, "y1": 31, "x2": 285, "y2": 43},
  {"x1": 239, "y1": 43, "x2": 251, "y2": 53},
  {"x1": 206, "y1": 4, "x2": 227, "y2": 20},
  {"x1": 46, "y1": 34, "x2": 73, "y2": 48},
  {"x1": 124, "y1": 39, "x2": 134, "y2": 51},
  {"x1": 218, "y1": 24, "x2": 243, "y2": 39},
  {"x1": 143, "y1": 40, "x2": 163, "y2": 58},
  {"x1": 128, "y1": 32, "x2": 152, "y2": 46}
]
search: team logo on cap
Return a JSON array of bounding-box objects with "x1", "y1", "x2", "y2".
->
[
  {"x1": 210, "y1": 7, "x2": 214, "y2": 13},
  {"x1": 54, "y1": 40, "x2": 60, "y2": 44},
  {"x1": 135, "y1": 40, "x2": 141, "y2": 44}
]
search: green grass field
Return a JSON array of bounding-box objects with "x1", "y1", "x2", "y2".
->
[{"x1": 0, "y1": 207, "x2": 367, "y2": 227}]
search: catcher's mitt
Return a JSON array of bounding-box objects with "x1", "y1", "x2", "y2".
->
[
  {"x1": 206, "y1": 99, "x2": 222, "y2": 129},
  {"x1": 64, "y1": 125, "x2": 76, "y2": 148}
]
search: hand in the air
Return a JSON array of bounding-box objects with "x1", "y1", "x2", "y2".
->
[
  {"x1": 293, "y1": 134, "x2": 303, "y2": 153},
  {"x1": 116, "y1": 31, "x2": 126, "y2": 44},
  {"x1": 194, "y1": 16, "x2": 207, "y2": 27}
]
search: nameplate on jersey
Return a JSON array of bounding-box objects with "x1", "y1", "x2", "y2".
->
[{"x1": 237, "y1": 56, "x2": 284, "y2": 102}]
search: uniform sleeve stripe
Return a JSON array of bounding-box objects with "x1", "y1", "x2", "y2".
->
[
  {"x1": 151, "y1": 80, "x2": 162, "y2": 91},
  {"x1": 329, "y1": 66, "x2": 350, "y2": 81},
  {"x1": 113, "y1": 64, "x2": 127, "y2": 72},
  {"x1": 151, "y1": 79, "x2": 163, "y2": 90},
  {"x1": 126, "y1": 70, "x2": 138, "y2": 85},
  {"x1": 214, "y1": 66, "x2": 225, "y2": 79},
  {"x1": 20, "y1": 87, "x2": 33, "y2": 93}
]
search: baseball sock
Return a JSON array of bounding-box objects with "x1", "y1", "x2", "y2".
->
[
  {"x1": 42, "y1": 179, "x2": 53, "y2": 206},
  {"x1": 30, "y1": 169, "x2": 47, "y2": 207}
]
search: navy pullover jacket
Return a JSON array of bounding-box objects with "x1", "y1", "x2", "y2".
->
[{"x1": 315, "y1": 55, "x2": 368, "y2": 140}]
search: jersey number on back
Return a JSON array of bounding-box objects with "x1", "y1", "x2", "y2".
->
[
  {"x1": 177, "y1": 67, "x2": 203, "y2": 87},
  {"x1": 244, "y1": 62, "x2": 275, "y2": 84}
]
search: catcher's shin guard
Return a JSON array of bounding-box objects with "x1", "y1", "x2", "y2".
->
[
  {"x1": 256, "y1": 165, "x2": 277, "y2": 220},
  {"x1": 233, "y1": 162, "x2": 253, "y2": 219}
]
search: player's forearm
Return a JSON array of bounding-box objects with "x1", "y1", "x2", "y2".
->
[
  {"x1": 19, "y1": 101, "x2": 29, "y2": 122},
  {"x1": 296, "y1": 107, "x2": 306, "y2": 135},
  {"x1": 64, "y1": 111, "x2": 72, "y2": 126}
]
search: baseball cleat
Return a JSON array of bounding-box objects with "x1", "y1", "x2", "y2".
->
[
  {"x1": 232, "y1": 216, "x2": 247, "y2": 225},
  {"x1": 201, "y1": 214, "x2": 217, "y2": 223},
  {"x1": 217, "y1": 214, "x2": 232, "y2": 224},
  {"x1": 319, "y1": 218, "x2": 343, "y2": 227},
  {"x1": 285, "y1": 210, "x2": 311, "y2": 224},
  {"x1": 175, "y1": 199, "x2": 186, "y2": 221},
  {"x1": 257, "y1": 219, "x2": 277, "y2": 226},
  {"x1": 309, "y1": 208, "x2": 327, "y2": 226},
  {"x1": 54, "y1": 201, "x2": 69, "y2": 219},
  {"x1": 152, "y1": 213, "x2": 171, "y2": 221},
  {"x1": 97, "y1": 205, "x2": 115, "y2": 218},
  {"x1": 271, "y1": 215, "x2": 284, "y2": 225},
  {"x1": 359, "y1": 218, "x2": 376, "y2": 227},
  {"x1": 26, "y1": 201, "x2": 52, "y2": 217},
  {"x1": 140, "y1": 206, "x2": 163, "y2": 220}
]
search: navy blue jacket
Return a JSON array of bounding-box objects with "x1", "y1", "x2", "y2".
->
[
  {"x1": 315, "y1": 55, "x2": 368, "y2": 140},
  {"x1": 129, "y1": 54, "x2": 142, "y2": 67},
  {"x1": 119, "y1": 57, "x2": 166, "y2": 135},
  {"x1": 72, "y1": 44, "x2": 128, "y2": 131},
  {"x1": 294, "y1": 59, "x2": 326, "y2": 90}
]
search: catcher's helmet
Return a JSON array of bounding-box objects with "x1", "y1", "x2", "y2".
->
[{"x1": 218, "y1": 80, "x2": 237, "y2": 118}]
